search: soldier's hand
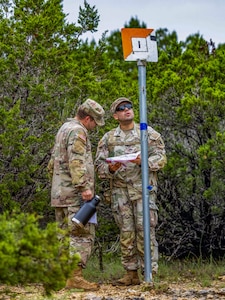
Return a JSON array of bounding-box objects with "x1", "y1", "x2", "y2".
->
[
  {"x1": 82, "y1": 189, "x2": 93, "y2": 201},
  {"x1": 108, "y1": 162, "x2": 122, "y2": 173}
]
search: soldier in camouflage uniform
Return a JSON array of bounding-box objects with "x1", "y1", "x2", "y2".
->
[
  {"x1": 95, "y1": 97, "x2": 166, "y2": 285},
  {"x1": 48, "y1": 99, "x2": 105, "y2": 291}
]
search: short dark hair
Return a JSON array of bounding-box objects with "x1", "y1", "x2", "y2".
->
[{"x1": 77, "y1": 107, "x2": 93, "y2": 120}]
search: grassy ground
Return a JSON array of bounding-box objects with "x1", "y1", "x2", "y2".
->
[
  {"x1": 0, "y1": 254, "x2": 224, "y2": 299},
  {"x1": 84, "y1": 253, "x2": 225, "y2": 288}
]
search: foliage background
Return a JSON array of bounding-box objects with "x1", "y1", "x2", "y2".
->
[{"x1": 0, "y1": 0, "x2": 224, "y2": 270}]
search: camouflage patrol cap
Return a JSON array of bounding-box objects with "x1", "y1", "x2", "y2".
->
[
  {"x1": 110, "y1": 97, "x2": 133, "y2": 114},
  {"x1": 81, "y1": 99, "x2": 105, "y2": 126}
]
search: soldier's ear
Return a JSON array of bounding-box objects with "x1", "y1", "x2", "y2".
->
[{"x1": 113, "y1": 113, "x2": 118, "y2": 120}]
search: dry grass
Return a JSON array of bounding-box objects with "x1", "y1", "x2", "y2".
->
[{"x1": 0, "y1": 255, "x2": 224, "y2": 299}]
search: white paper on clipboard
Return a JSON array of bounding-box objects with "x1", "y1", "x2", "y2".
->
[{"x1": 106, "y1": 151, "x2": 141, "y2": 164}]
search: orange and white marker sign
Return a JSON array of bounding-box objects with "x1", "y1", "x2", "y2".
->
[{"x1": 121, "y1": 28, "x2": 158, "y2": 62}]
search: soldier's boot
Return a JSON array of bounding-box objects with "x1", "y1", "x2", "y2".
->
[
  {"x1": 113, "y1": 270, "x2": 140, "y2": 286},
  {"x1": 66, "y1": 266, "x2": 99, "y2": 291}
]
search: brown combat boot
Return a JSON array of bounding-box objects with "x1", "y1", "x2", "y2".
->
[
  {"x1": 66, "y1": 266, "x2": 99, "y2": 291},
  {"x1": 113, "y1": 270, "x2": 140, "y2": 286}
]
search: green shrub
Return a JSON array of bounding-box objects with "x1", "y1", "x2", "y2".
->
[{"x1": 0, "y1": 211, "x2": 80, "y2": 295}]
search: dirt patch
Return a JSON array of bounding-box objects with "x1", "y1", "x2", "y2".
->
[{"x1": 0, "y1": 277, "x2": 225, "y2": 299}]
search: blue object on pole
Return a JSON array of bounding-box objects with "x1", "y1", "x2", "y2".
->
[{"x1": 140, "y1": 123, "x2": 148, "y2": 130}]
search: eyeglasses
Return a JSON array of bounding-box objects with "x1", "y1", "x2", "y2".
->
[{"x1": 116, "y1": 103, "x2": 133, "y2": 112}]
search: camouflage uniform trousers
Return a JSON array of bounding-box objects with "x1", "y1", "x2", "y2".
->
[
  {"x1": 55, "y1": 206, "x2": 95, "y2": 268},
  {"x1": 111, "y1": 186, "x2": 158, "y2": 273}
]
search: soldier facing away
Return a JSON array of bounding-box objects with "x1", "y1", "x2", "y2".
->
[
  {"x1": 95, "y1": 97, "x2": 167, "y2": 285},
  {"x1": 48, "y1": 99, "x2": 105, "y2": 291}
]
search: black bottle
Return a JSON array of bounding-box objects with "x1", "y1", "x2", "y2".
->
[{"x1": 72, "y1": 195, "x2": 100, "y2": 227}]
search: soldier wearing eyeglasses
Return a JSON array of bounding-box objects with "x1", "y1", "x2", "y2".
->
[{"x1": 95, "y1": 97, "x2": 167, "y2": 286}]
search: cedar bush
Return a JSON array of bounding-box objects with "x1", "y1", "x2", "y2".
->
[{"x1": 0, "y1": 211, "x2": 80, "y2": 295}]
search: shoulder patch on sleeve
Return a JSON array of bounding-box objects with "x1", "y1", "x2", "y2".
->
[
  {"x1": 78, "y1": 133, "x2": 86, "y2": 142},
  {"x1": 74, "y1": 128, "x2": 87, "y2": 142}
]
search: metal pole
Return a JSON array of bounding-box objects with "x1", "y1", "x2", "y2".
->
[{"x1": 137, "y1": 59, "x2": 152, "y2": 282}]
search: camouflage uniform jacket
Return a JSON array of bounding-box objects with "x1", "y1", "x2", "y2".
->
[
  {"x1": 95, "y1": 123, "x2": 166, "y2": 204},
  {"x1": 48, "y1": 118, "x2": 94, "y2": 207}
]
